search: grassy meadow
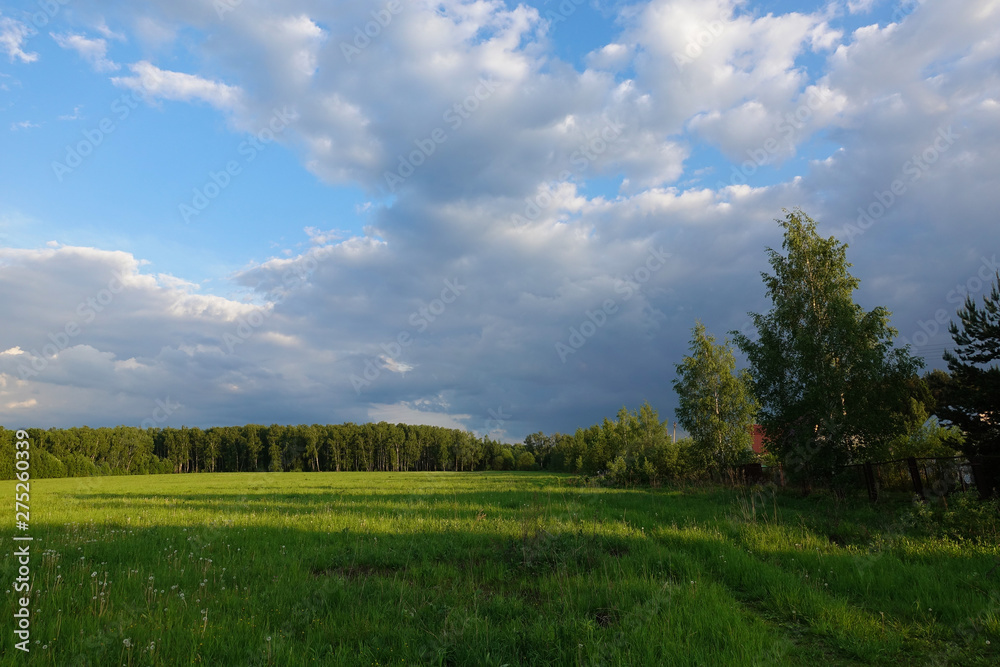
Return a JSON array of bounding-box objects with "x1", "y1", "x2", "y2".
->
[{"x1": 2, "y1": 471, "x2": 998, "y2": 666}]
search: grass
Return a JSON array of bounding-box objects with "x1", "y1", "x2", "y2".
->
[{"x1": 1, "y1": 472, "x2": 998, "y2": 665}]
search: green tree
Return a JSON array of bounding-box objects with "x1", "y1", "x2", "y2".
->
[
  {"x1": 302, "y1": 425, "x2": 321, "y2": 471},
  {"x1": 673, "y1": 321, "x2": 758, "y2": 471},
  {"x1": 732, "y1": 209, "x2": 922, "y2": 482},
  {"x1": 514, "y1": 451, "x2": 536, "y2": 470},
  {"x1": 938, "y1": 271, "x2": 1000, "y2": 460},
  {"x1": 242, "y1": 425, "x2": 263, "y2": 471}
]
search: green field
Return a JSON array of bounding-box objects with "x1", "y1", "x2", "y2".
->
[{"x1": 2, "y1": 472, "x2": 998, "y2": 666}]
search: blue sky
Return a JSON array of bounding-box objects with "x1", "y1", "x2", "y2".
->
[{"x1": 1, "y1": 0, "x2": 998, "y2": 440}]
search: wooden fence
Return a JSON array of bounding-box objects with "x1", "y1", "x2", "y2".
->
[{"x1": 732, "y1": 455, "x2": 1000, "y2": 502}]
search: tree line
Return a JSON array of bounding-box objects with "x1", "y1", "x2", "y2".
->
[{"x1": 0, "y1": 422, "x2": 542, "y2": 480}]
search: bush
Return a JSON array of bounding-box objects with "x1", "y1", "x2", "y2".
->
[
  {"x1": 148, "y1": 456, "x2": 174, "y2": 475},
  {"x1": 515, "y1": 452, "x2": 536, "y2": 471},
  {"x1": 63, "y1": 453, "x2": 100, "y2": 477},
  {"x1": 907, "y1": 491, "x2": 1000, "y2": 544},
  {"x1": 492, "y1": 449, "x2": 515, "y2": 471}
]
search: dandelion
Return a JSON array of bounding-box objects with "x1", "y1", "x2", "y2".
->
[{"x1": 123, "y1": 639, "x2": 132, "y2": 648}]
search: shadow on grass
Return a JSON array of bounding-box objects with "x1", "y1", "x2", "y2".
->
[{"x1": 5, "y1": 474, "x2": 998, "y2": 666}]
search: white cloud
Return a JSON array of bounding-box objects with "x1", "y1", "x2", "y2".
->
[
  {"x1": 51, "y1": 32, "x2": 119, "y2": 72},
  {"x1": 94, "y1": 19, "x2": 126, "y2": 42},
  {"x1": 112, "y1": 61, "x2": 244, "y2": 113},
  {"x1": 0, "y1": 15, "x2": 37, "y2": 63},
  {"x1": 4, "y1": 0, "x2": 1000, "y2": 437},
  {"x1": 847, "y1": 0, "x2": 879, "y2": 15}
]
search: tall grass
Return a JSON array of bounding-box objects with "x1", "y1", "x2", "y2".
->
[{"x1": 1, "y1": 472, "x2": 997, "y2": 665}]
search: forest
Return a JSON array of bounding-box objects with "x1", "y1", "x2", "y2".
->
[{"x1": 0, "y1": 402, "x2": 698, "y2": 482}]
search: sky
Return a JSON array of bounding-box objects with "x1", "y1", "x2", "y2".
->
[{"x1": 0, "y1": 0, "x2": 998, "y2": 442}]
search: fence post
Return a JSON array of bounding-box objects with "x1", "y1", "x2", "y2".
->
[
  {"x1": 906, "y1": 456, "x2": 925, "y2": 500},
  {"x1": 863, "y1": 462, "x2": 878, "y2": 503}
]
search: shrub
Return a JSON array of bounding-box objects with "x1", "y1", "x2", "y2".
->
[
  {"x1": 908, "y1": 491, "x2": 1000, "y2": 544},
  {"x1": 63, "y1": 453, "x2": 100, "y2": 477},
  {"x1": 515, "y1": 452, "x2": 536, "y2": 471}
]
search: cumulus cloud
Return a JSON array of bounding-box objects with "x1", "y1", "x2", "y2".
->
[{"x1": 4, "y1": 0, "x2": 1000, "y2": 438}]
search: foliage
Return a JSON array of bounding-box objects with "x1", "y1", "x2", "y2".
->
[
  {"x1": 938, "y1": 270, "x2": 1000, "y2": 459},
  {"x1": 732, "y1": 209, "x2": 923, "y2": 483},
  {"x1": 514, "y1": 451, "x2": 537, "y2": 470},
  {"x1": 0, "y1": 422, "x2": 521, "y2": 480},
  {"x1": 531, "y1": 402, "x2": 703, "y2": 483},
  {"x1": 906, "y1": 491, "x2": 1000, "y2": 545},
  {"x1": 673, "y1": 321, "x2": 758, "y2": 470},
  {"x1": 890, "y1": 413, "x2": 964, "y2": 459}
]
